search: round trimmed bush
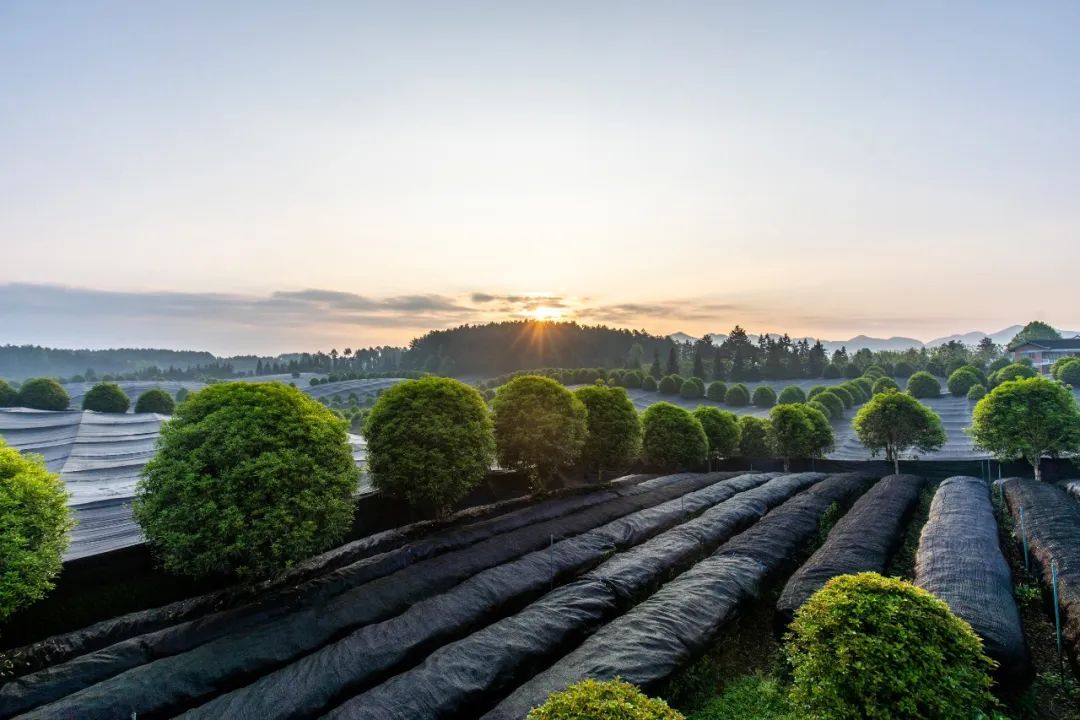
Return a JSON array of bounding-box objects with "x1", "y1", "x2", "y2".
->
[
  {"x1": 494, "y1": 376, "x2": 587, "y2": 492},
  {"x1": 807, "y1": 399, "x2": 832, "y2": 422},
  {"x1": 988, "y1": 357, "x2": 1011, "y2": 374},
  {"x1": 814, "y1": 391, "x2": 844, "y2": 419},
  {"x1": 871, "y1": 377, "x2": 899, "y2": 395},
  {"x1": 642, "y1": 375, "x2": 658, "y2": 391},
  {"x1": 0, "y1": 379, "x2": 17, "y2": 407},
  {"x1": 966, "y1": 384, "x2": 987, "y2": 401},
  {"x1": 658, "y1": 375, "x2": 679, "y2": 395},
  {"x1": 82, "y1": 382, "x2": 130, "y2": 413},
  {"x1": 989, "y1": 362, "x2": 1037, "y2": 387},
  {"x1": 894, "y1": 361, "x2": 915, "y2": 378},
  {"x1": 738, "y1": 415, "x2": 772, "y2": 457},
  {"x1": 787, "y1": 572, "x2": 997, "y2": 720},
  {"x1": 777, "y1": 385, "x2": 806, "y2": 405},
  {"x1": 706, "y1": 381, "x2": 727, "y2": 402},
  {"x1": 906, "y1": 371, "x2": 941, "y2": 399},
  {"x1": 844, "y1": 364, "x2": 862, "y2": 379},
  {"x1": 527, "y1": 677, "x2": 684, "y2": 720},
  {"x1": 142, "y1": 388, "x2": 180, "y2": 414},
  {"x1": 946, "y1": 367, "x2": 983, "y2": 397},
  {"x1": 622, "y1": 370, "x2": 643, "y2": 389},
  {"x1": 862, "y1": 365, "x2": 887, "y2": 380},
  {"x1": 17, "y1": 378, "x2": 70, "y2": 411},
  {"x1": 134, "y1": 382, "x2": 360, "y2": 579},
  {"x1": 807, "y1": 385, "x2": 827, "y2": 400},
  {"x1": 823, "y1": 364, "x2": 843, "y2": 379},
  {"x1": 693, "y1": 406, "x2": 741, "y2": 458},
  {"x1": 842, "y1": 382, "x2": 868, "y2": 403},
  {"x1": 680, "y1": 377, "x2": 705, "y2": 400},
  {"x1": 853, "y1": 376, "x2": 873, "y2": 395},
  {"x1": 0, "y1": 439, "x2": 73, "y2": 620},
  {"x1": 574, "y1": 385, "x2": 641, "y2": 475},
  {"x1": 725, "y1": 383, "x2": 750, "y2": 407},
  {"x1": 752, "y1": 385, "x2": 777, "y2": 408},
  {"x1": 641, "y1": 402, "x2": 708, "y2": 471},
  {"x1": 829, "y1": 385, "x2": 854, "y2": 408},
  {"x1": 175, "y1": 387, "x2": 190, "y2": 403},
  {"x1": 1057, "y1": 358, "x2": 1080, "y2": 386}
]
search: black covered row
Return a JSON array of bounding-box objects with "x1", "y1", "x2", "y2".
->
[
  {"x1": 1002, "y1": 478, "x2": 1080, "y2": 670},
  {"x1": 13, "y1": 473, "x2": 727, "y2": 720},
  {"x1": 915, "y1": 476, "x2": 1032, "y2": 690},
  {"x1": 183, "y1": 473, "x2": 778, "y2": 719},
  {"x1": 775, "y1": 473, "x2": 924, "y2": 628}
]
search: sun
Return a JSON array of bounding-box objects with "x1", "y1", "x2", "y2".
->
[{"x1": 527, "y1": 305, "x2": 564, "y2": 321}]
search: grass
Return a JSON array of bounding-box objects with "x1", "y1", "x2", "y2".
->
[
  {"x1": 686, "y1": 676, "x2": 795, "y2": 720},
  {"x1": 885, "y1": 479, "x2": 937, "y2": 579}
]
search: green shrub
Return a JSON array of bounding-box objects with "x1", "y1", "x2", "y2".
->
[
  {"x1": 659, "y1": 375, "x2": 679, "y2": 395},
  {"x1": 787, "y1": 572, "x2": 997, "y2": 720},
  {"x1": 926, "y1": 360, "x2": 946, "y2": 378},
  {"x1": 871, "y1": 377, "x2": 899, "y2": 395},
  {"x1": 687, "y1": 675, "x2": 793, "y2": 720},
  {"x1": 822, "y1": 364, "x2": 842, "y2": 379},
  {"x1": 642, "y1": 375, "x2": 658, "y2": 391},
  {"x1": 813, "y1": 391, "x2": 844, "y2": 419},
  {"x1": 134, "y1": 382, "x2": 359, "y2": 580},
  {"x1": 807, "y1": 385, "x2": 827, "y2": 400},
  {"x1": 693, "y1": 406, "x2": 741, "y2": 458},
  {"x1": 946, "y1": 367, "x2": 982, "y2": 397},
  {"x1": 622, "y1": 370, "x2": 644, "y2": 389},
  {"x1": 966, "y1": 384, "x2": 987, "y2": 401},
  {"x1": 894, "y1": 361, "x2": 915, "y2": 378},
  {"x1": 988, "y1": 357, "x2": 1011, "y2": 374},
  {"x1": 641, "y1": 402, "x2": 708, "y2": 471},
  {"x1": 680, "y1": 377, "x2": 706, "y2": 400},
  {"x1": 1057, "y1": 358, "x2": 1080, "y2": 386},
  {"x1": 829, "y1": 385, "x2": 854, "y2": 408},
  {"x1": 17, "y1": 378, "x2": 70, "y2": 411},
  {"x1": 175, "y1": 387, "x2": 190, "y2": 403},
  {"x1": 807, "y1": 399, "x2": 832, "y2": 421},
  {"x1": 853, "y1": 390, "x2": 945, "y2": 474},
  {"x1": 725, "y1": 383, "x2": 750, "y2": 407},
  {"x1": 842, "y1": 382, "x2": 868, "y2": 403},
  {"x1": 769, "y1": 403, "x2": 834, "y2": 471},
  {"x1": 853, "y1": 377, "x2": 873, "y2": 395},
  {"x1": 0, "y1": 439, "x2": 74, "y2": 620},
  {"x1": 776, "y1": 386, "x2": 806, "y2": 405},
  {"x1": 843, "y1": 364, "x2": 862, "y2": 379},
  {"x1": 527, "y1": 678, "x2": 684, "y2": 720},
  {"x1": 989, "y1": 362, "x2": 1038, "y2": 387},
  {"x1": 738, "y1": 415, "x2": 772, "y2": 458},
  {"x1": 82, "y1": 382, "x2": 130, "y2": 413},
  {"x1": 752, "y1": 385, "x2": 777, "y2": 408},
  {"x1": 494, "y1": 376, "x2": 587, "y2": 492},
  {"x1": 134, "y1": 389, "x2": 176, "y2": 414},
  {"x1": 574, "y1": 385, "x2": 642, "y2": 476},
  {"x1": 862, "y1": 365, "x2": 886, "y2": 380},
  {"x1": 906, "y1": 371, "x2": 941, "y2": 399},
  {"x1": 706, "y1": 381, "x2": 727, "y2": 402},
  {"x1": 0, "y1": 379, "x2": 17, "y2": 407}
]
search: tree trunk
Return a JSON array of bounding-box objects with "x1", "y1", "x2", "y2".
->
[
  {"x1": 894, "y1": 456, "x2": 900, "y2": 476},
  {"x1": 1033, "y1": 457, "x2": 1042, "y2": 482},
  {"x1": 783, "y1": 457, "x2": 791, "y2": 473}
]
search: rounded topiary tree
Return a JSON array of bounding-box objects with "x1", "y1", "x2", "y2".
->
[
  {"x1": 82, "y1": 382, "x2": 130, "y2": 413},
  {"x1": 640, "y1": 402, "x2": 707, "y2": 471},
  {"x1": 989, "y1": 362, "x2": 1037, "y2": 387},
  {"x1": 1057, "y1": 359, "x2": 1080, "y2": 386},
  {"x1": 807, "y1": 399, "x2": 832, "y2": 421},
  {"x1": 871, "y1": 377, "x2": 899, "y2": 395},
  {"x1": 853, "y1": 389, "x2": 945, "y2": 474},
  {"x1": 946, "y1": 367, "x2": 982, "y2": 398},
  {"x1": 134, "y1": 382, "x2": 360, "y2": 580},
  {"x1": 829, "y1": 385, "x2": 854, "y2": 408},
  {"x1": 707, "y1": 381, "x2": 727, "y2": 402},
  {"x1": 0, "y1": 379, "x2": 17, "y2": 407},
  {"x1": 966, "y1": 384, "x2": 987, "y2": 402},
  {"x1": 527, "y1": 678, "x2": 684, "y2": 720},
  {"x1": 658, "y1": 375, "x2": 679, "y2": 395},
  {"x1": 814, "y1": 391, "x2": 844, "y2": 419},
  {"x1": 738, "y1": 415, "x2": 772, "y2": 458},
  {"x1": 787, "y1": 572, "x2": 997, "y2": 720},
  {"x1": 679, "y1": 377, "x2": 705, "y2": 400},
  {"x1": 752, "y1": 385, "x2": 777, "y2": 408},
  {"x1": 642, "y1": 375, "x2": 658, "y2": 391},
  {"x1": 823, "y1": 364, "x2": 843, "y2": 379},
  {"x1": 894, "y1": 361, "x2": 915, "y2": 378},
  {"x1": 807, "y1": 385, "x2": 827, "y2": 400},
  {"x1": 725, "y1": 383, "x2": 750, "y2": 407},
  {"x1": 622, "y1": 370, "x2": 643, "y2": 389},
  {"x1": 862, "y1": 365, "x2": 886, "y2": 380},
  {"x1": 0, "y1": 439, "x2": 73, "y2": 620},
  {"x1": 769, "y1": 403, "x2": 834, "y2": 471},
  {"x1": 777, "y1": 385, "x2": 806, "y2": 405},
  {"x1": 906, "y1": 371, "x2": 941, "y2": 399},
  {"x1": 17, "y1": 378, "x2": 70, "y2": 411},
  {"x1": 692, "y1": 406, "x2": 741, "y2": 459},
  {"x1": 843, "y1": 382, "x2": 868, "y2": 403},
  {"x1": 573, "y1": 385, "x2": 641, "y2": 479},
  {"x1": 493, "y1": 375, "x2": 587, "y2": 492}
]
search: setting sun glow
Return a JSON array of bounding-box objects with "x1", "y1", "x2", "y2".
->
[{"x1": 527, "y1": 306, "x2": 564, "y2": 322}]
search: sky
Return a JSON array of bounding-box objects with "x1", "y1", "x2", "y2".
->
[{"x1": 2, "y1": 1, "x2": 1079, "y2": 355}]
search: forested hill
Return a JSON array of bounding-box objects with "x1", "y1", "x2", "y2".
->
[
  {"x1": 406, "y1": 321, "x2": 676, "y2": 376},
  {"x1": 0, "y1": 346, "x2": 218, "y2": 381}
]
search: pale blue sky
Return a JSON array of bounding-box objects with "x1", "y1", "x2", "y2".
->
[{"x1": 2, "y1": 2, "x2": 1078, "y2": 354}]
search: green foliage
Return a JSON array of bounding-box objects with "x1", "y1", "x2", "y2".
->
[
  {"x1": 862, "y1": 365, "x2": 886, "y2": 380},
  {"x1": 642, "y1": 375, "x2": 658, "y2": 391},
  {"x1": 738, "y1": 416, "x2": 772, "y2": 458},
  {"x1": 527, "y1": 678, "x2": 685, "y2": 720},
  {"x1": 134, "y1": 388, "x2": 176, "y2": 414},
  {"x1": 769, "y1": 404, "x2": 834, "y2": 470},
  {"x1": 813, "y1": 391, "x2": 843, "y2": 419},
  {"x1": 752, "y1": 385, "x2": 777, "y2": 408},
  {"x1": 0, "y1": 379, "x2": 17, "y2": 407},
  {"x1": 493, "y1": 376, "x2": 587, "y2": 491},
  {"x1": 706, "y1": 381, "x2": 727, "y2": 402},
  {"x1": 641, "y1": 402, "x2": 708, "y2": 471},
  {"x1": 946, "y1": 367, "x2": 983, "y2": 397},
  {"x1": 574, "y1": 385, "x2": 642, "y2": 473},
  {"x1": 134, "y1": 382, "x2": 359, "y2": 580},
  {"x1": 871, "y1": 377, "x2": 899, "y2": 395},
  {"x1": 17, "y1": 378, "x2": 70, "y2": 411},
  {"x1": 989, "y1": 362, "x2": 1038, "y2": 387},
  {"x1": 970, "y1": 376, "x2": 1080, "y2": 481},
  {"x1": 680, "y1": 377, "x2": 706, "y2": 400},
  {"x1": 853, "y1": 390, "x2": 945, "y2": 472},
  {"x1": 1056, "y1": 358, "x2": 1080, "y2": 386},
  {"x1": 725, "y1": 383, "x2": 750, "y2": 407},
  {"x1": 175, "y1": 387, "x2": 190, "y2": 403},
  {"x1": 822, "y1": 364, "x2": 842, "y2": 379},
  {"x1": 0, "y1": 439, "x2": 73, "y2": 621},
  {"x1": 853, "y1": 376, "x2": 873, "y2": 395},
  {"x1": 807, "y1": 400, "x2": 831, "y2": 421},
  {"x1": 81, "y1": 382, "x2": 131, "y2": 413},
  {"x1": 807, "y1": 385, "x2": 827, "y2": 400},
  {"x1": 365, "y1": 377, "x2": 494, "y2": 515},
  {"x1": 966, "y1": 384, "x2": 987, "y2": 402},
  {"x1": 894, "y1": 361, "x2": 915, "y2": 378},
  {"x1": 687, "y1": 676, "x2": 794, "y2": 720},
  {"x1": 829, "y1": 385, "x2": 853, "y2": 408},
  {"x1": 906, "y1": 371, "x2": 941, "y2": 398},
  {"x1": 786, "y1": 573, "x2": 997, "y2": 720},
  {"x1": 842, "y1": 382, "x2": 868, "y2": 403},
  {"x1": 776, "y1": 386, "x2": 805, "y2": 405},
  {"x1": 622, "y1": 369, "x2": 644, "y2": 389},
  {"x1": 1009, "y1": 320, "x2": 1061, "y2": 348},
  {"x1": 692, "y1": 406, "x2": 741, "y2": 458},
  {"x1": 659, "y1": 375, "x2": 679, "y2": 395}
]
